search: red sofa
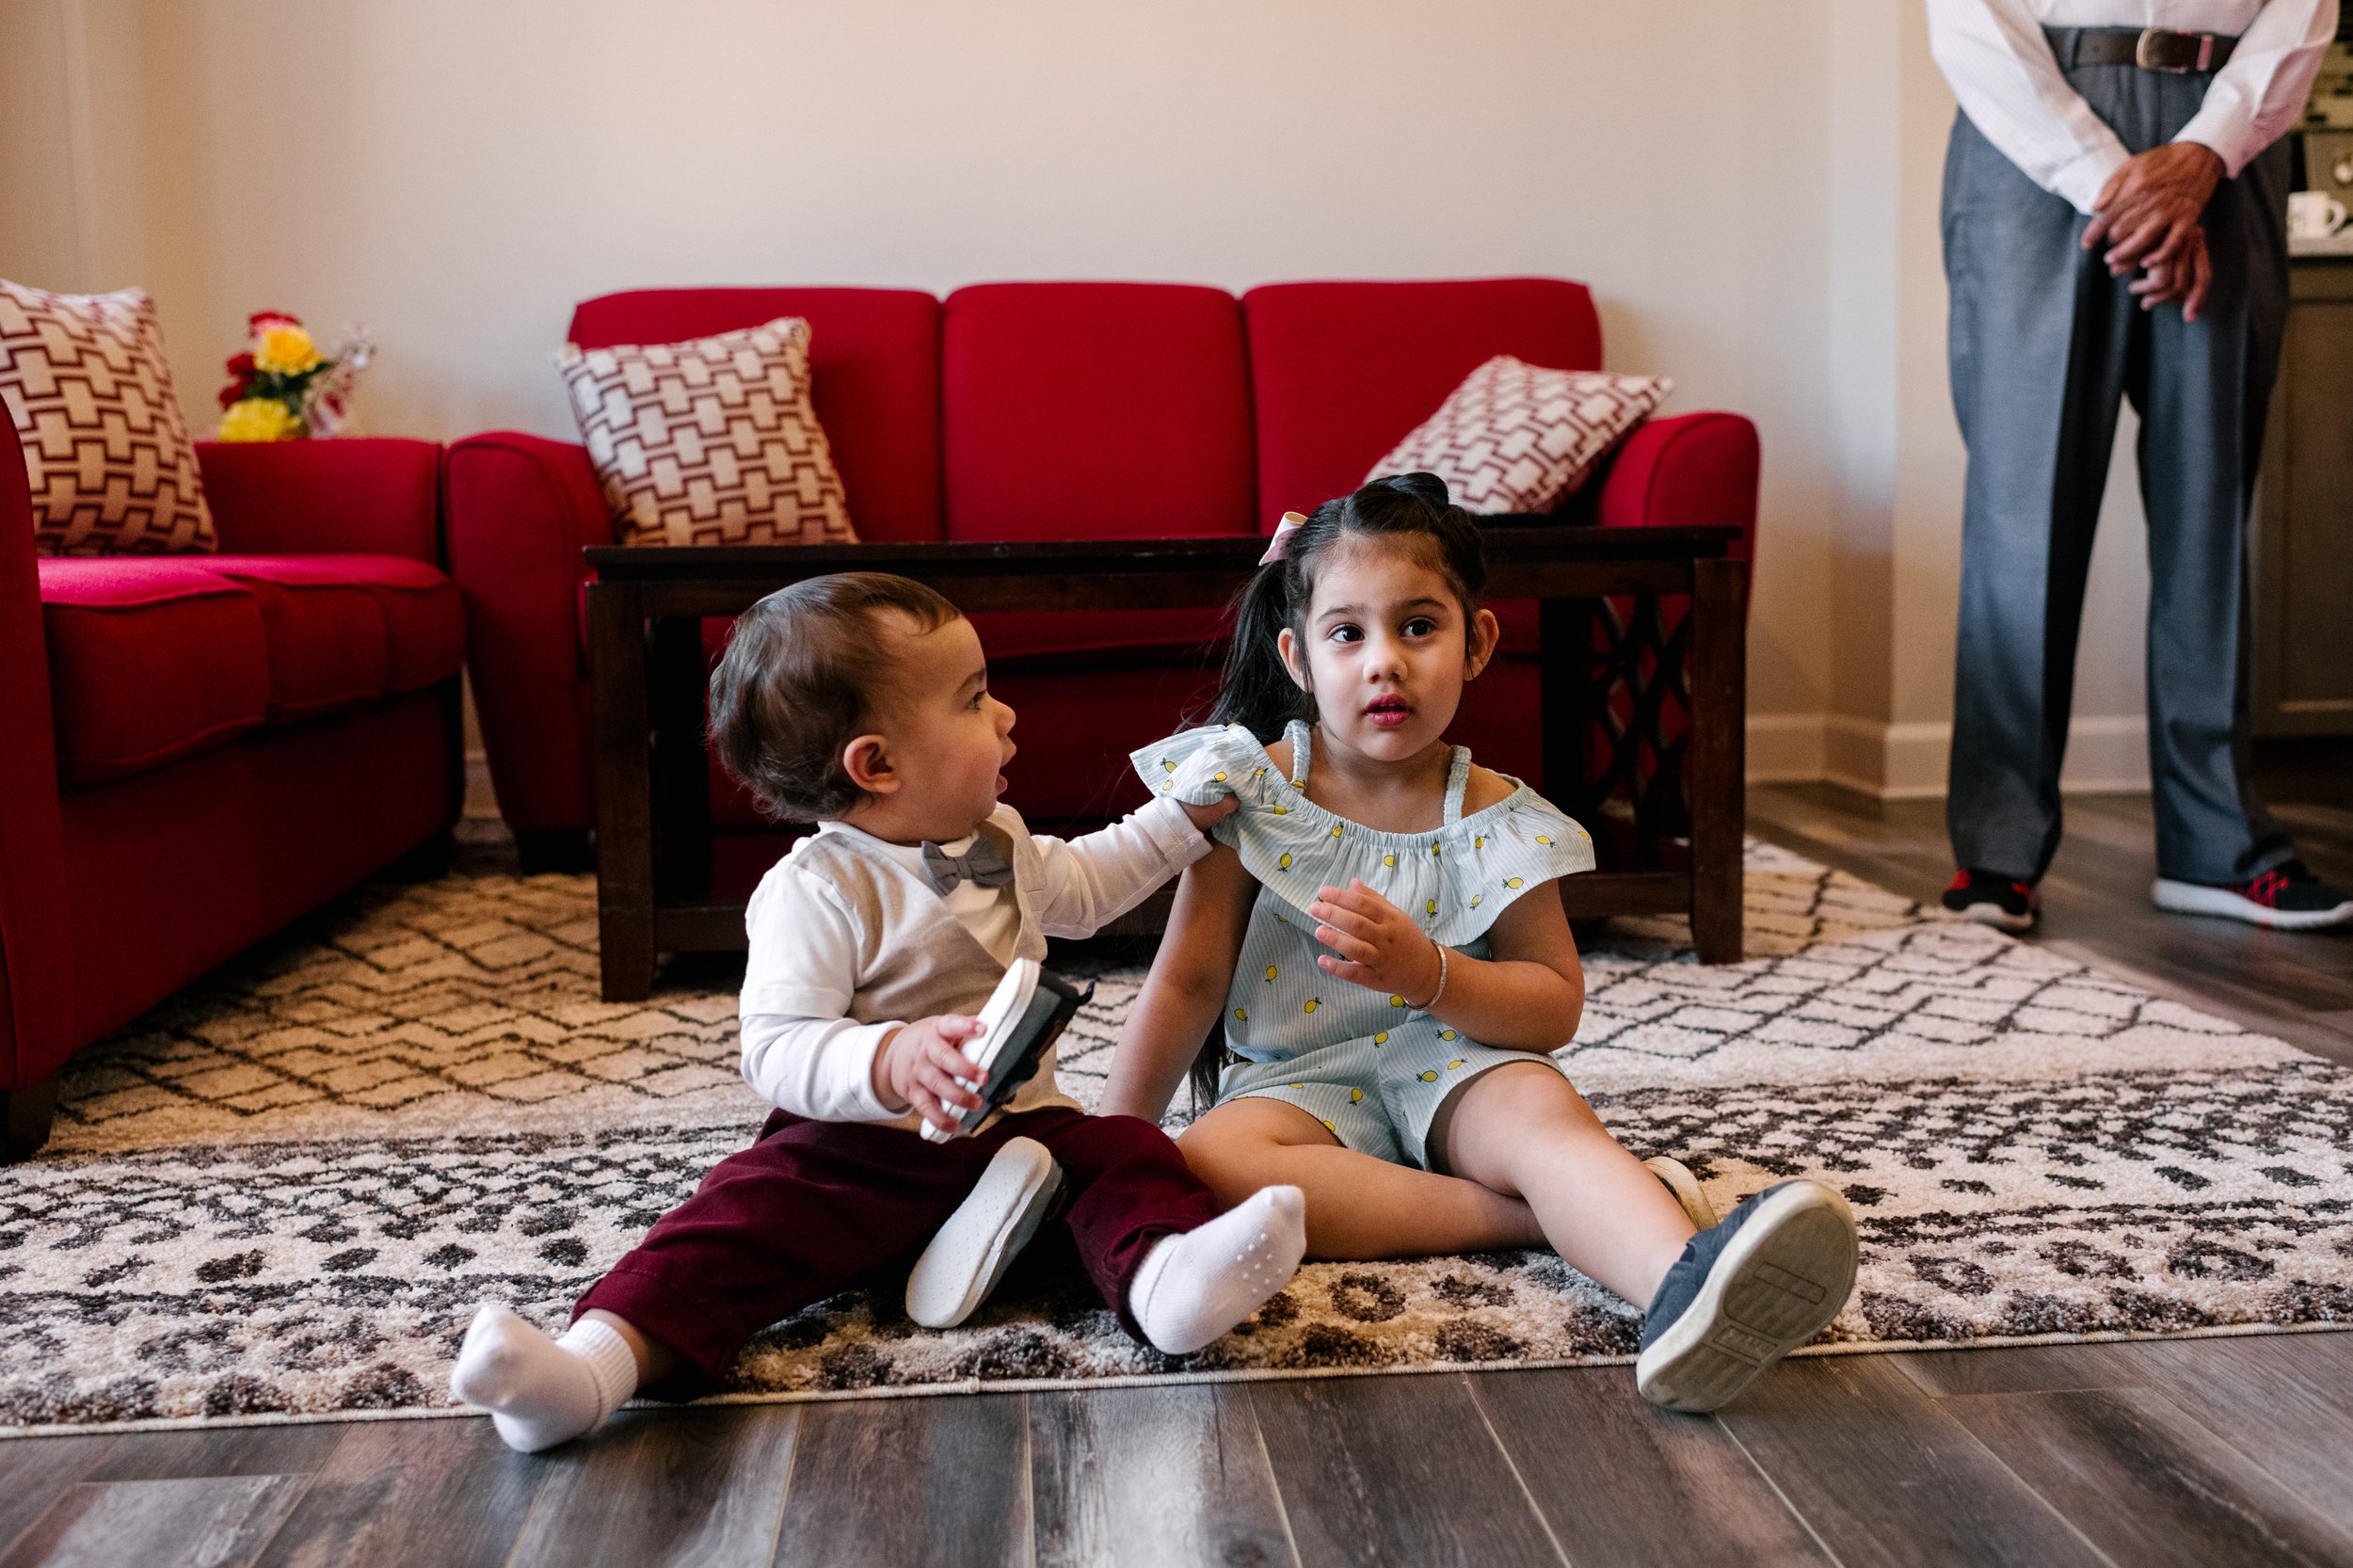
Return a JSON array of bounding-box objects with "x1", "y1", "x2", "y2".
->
[
  {"x1": 0, "y1": 422, "x2": 464, "y2": 1159},
  {"x1": 447, "y1": 278, "x2": 1758, "y2": 875}
]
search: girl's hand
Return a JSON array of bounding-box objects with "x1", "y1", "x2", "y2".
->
[
  {"x1": 1308, "y1": 879, "x2": 1442, "y2": 1004},
  {"x1": 874, "y1": 1015, "x2": 987, "y2": 1134}
]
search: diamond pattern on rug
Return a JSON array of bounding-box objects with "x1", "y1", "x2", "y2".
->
[
  {"x1": 51, "y1": 860, "x2": 749, "y2": 1152},
  {"x1": 5, "y1": 833, "x2": 2348, "y2": 1432}
]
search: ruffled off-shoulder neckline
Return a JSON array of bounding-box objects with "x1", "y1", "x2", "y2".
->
[{"x1": 1130, "y1": 723, "x2": 1596, "y2": 945}]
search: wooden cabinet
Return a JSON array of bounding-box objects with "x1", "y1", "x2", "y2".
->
[{"x1": 2251, "y1": 259, "x2": 2353, "y2": 736}]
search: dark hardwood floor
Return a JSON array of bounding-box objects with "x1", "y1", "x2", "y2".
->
[{"x1": 6, "y1": 780, "x2": 2352, "y2": 1568}]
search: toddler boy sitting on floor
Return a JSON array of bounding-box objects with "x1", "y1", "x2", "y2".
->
[{"x1": 451, "y1": 572, "x2": 1305, "y2": 1452}]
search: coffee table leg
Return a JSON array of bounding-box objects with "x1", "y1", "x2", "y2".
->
[
  {"x1": 589, "y1": 578, "x2": 658, "y2": 1000},
  {"x1": 1538, "y1": 597, "x2": 1597, "y2": 820},
  {"x1": 1687, "y1": 557, "x2": 1746, "y2": 963},
  {"x1": 649, "y1": 615, "x2": 712, "y2": 903}
]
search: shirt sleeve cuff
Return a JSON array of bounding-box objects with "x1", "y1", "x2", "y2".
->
[
  {"x1": 825, "y1": 1019, "x2": 904, "y2": 1122},
  {"x1": 2172, "y1": 119, "x2": 2254, "y2": 181},
  {"x1": 2051, "y1": 143, "x2": 2131, "y2": 215},
  {"x1": 1136, "y1": 793, "x2": 1214, "y2": 866}
]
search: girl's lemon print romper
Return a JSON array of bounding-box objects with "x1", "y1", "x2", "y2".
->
[{"x1": 1132, "y1": 720, "x2": 1595, "y2": 1169}]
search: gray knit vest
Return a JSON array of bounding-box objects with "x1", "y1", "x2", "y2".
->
[{"x1": 786, "y1": 812, "x2": 1079, "y2": 1130}]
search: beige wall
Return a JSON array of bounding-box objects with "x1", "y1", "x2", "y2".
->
[{"x1": 1, "y1": 0, "x2": 2163, "y2": 795}]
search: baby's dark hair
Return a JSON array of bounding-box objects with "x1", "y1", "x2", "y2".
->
[
  {"x1": 709, "y1": 571, "x2": 962, "y2": 822},
  {"x1": 1207, "y1": 472, "x2": 1489, "y2": 741}
]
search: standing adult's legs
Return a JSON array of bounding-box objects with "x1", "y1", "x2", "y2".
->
[
  {"x1": 1943, "y1": 109, "x2": 2132, "y2": 882},
  {"x1": 2133, "y1": 138, "x2": 2296, "y2": 885}
]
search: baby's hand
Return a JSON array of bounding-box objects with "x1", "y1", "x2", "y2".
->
[
  {"x1": 875, "y1": 1015, "x2": 988, "y2": 1135},
  {"x1": 1178, "y1": 794, "x2": 1241, "y2": 835},
  {"x1": 1308, "y1": 880, "x2": 1443, "y2": 1004}
]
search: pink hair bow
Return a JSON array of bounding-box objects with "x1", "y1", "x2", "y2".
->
[{"x1": 1257, "y1": 511, "x2": 1308, "y2": 567}]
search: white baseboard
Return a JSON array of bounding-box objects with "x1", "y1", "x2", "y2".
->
[
  {"x1": 1755, "y1": 712, "x2": 2151, "y2": 799},
  {"x1": 1745, "y1": 714, "x2": 1827, "y2": 783}
]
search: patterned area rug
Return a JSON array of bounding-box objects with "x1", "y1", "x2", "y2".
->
[{"x1": 3, "y1": 830, "x2": 2348, "y2": 1432}]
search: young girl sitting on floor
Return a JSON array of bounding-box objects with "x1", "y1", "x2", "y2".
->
[{"x1": 1101, "y1": 474, "x2": 1858, "y2": 1412}]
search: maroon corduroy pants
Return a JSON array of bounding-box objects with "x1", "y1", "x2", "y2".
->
[{"x1": 573, "y1": 1106, "x2": 1217, "y2": 1391}]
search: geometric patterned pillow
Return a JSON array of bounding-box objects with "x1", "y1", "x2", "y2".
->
[
  {"x1": 1366, "y1": 355, "x2": 1673, "y2": 515},
  {"x1": 0, "y1": 280, "x2": 216, "y2": 554},
  {"x1": 556, "y1": 316, "x2": 857, "y2": 549}
]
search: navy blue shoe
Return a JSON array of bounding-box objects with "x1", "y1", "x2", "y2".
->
[{"x1": 1635, "y1": 1179, "x2": 1857, "y2": 1413}]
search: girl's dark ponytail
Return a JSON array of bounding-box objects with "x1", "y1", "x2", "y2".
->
[{"x1": 1206, "y1": 537, "x2": 1316, "y2": 742}]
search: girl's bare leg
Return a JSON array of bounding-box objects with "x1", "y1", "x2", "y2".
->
[
  {"x1": 1178, "y1": 1096, "x2": 1544, "y2": 1258},
  {"x1": 1435, "y1": 1062, "x2": 1694, "y2": 1306}
]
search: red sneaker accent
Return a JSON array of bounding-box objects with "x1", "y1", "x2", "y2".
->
[{"x1": 2246, "y1": 869, "x2": 2289, "y2": 908}]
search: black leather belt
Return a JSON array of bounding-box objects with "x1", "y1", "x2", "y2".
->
[{"x1": 2044, "y1": 25, "x2": 2239, "y2": 72}]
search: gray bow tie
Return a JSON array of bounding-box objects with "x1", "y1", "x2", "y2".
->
[{"x1": 922, "y1": 836, "x2": 1013, "y2": 895}]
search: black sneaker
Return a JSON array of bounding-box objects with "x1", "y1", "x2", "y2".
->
[
  {"x1": 2152, "y1": 860, "x2": 2353, "y2": 932},
  {"x1": 1942, "y1": 869, "x2": 2039, "y2": 933},
  {"x1": 1635, "y1": 1179, "x2": 1858, "y2": 1414}
]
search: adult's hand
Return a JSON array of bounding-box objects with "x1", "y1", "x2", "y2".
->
[
  {"x1": 2084, "y1": 142, "x2": 2224, "y2": 285},
  {"x1": 2127, "y1": 221, "x2": 2215, "y2": 322}
]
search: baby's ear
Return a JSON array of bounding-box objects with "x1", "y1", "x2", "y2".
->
[{"x1": 840, "y1": 732, "x2": 900, "y2": 795}]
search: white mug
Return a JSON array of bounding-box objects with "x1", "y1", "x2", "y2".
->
[{"x1": 2288, "y1": 190, "x2": 2349, "y2": 239}]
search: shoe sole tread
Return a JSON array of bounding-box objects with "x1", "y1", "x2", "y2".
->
[
  {"x1": 1635, "y1": 1184, "x2": 1857, "y2": 1414},
  {"x1": 905, "y1": 1138, "x2": 1064, "y2": 1329}
]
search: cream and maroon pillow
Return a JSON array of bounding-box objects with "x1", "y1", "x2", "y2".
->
[
  {"x1": 0, "y1": 280, "x2": 216, "y2": 554},
  {"x1": 557, "y1": 316, "x2": 857, "y2": 548},
  {"x1": 1368, "y1": 355, "x2": 1672, "y2": 515}
]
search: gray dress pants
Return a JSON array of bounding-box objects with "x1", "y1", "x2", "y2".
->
[{"x1": 1943, "y1": 60, "x2": 2292, "y2": 886}]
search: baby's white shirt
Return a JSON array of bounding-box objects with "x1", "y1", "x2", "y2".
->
[{"x1": 738, "y1": 797, "x2": 1207, "y2": 1123}]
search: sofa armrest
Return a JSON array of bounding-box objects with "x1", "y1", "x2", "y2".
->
[
  {"x1": 1592, "y1": 411, "x2": 1760, "y2": 562},
  {"x1": 196, "y1": 438, "x2": 445, "y2": 562},
  {"x1": 0, "y1": 420, "x2": 74, "y2": 1091},
  {"x1": 444, "y1": 432, "x2": 615, "y2": 833}
]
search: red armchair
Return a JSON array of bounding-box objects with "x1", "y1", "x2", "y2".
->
[
  {"x1": 446, "y1": 277, "x2": 1757, "y2": 876},
  {"x1": 0, "y1": 423, "x2": 463, "y2": 1159}
]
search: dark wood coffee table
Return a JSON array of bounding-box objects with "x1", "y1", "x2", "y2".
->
[{"x1": 584, "y1": 527, "x2": 1747, "y2": 1000}]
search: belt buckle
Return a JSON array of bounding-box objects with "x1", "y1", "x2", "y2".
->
[{"x1": 2135, "y1": 27, "x2": 2213, "y2": 72}]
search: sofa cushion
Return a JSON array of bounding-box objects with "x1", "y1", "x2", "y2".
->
[
  {"x1": 558, "y1": 318, "x2": 857, "y2": 549},
  {"x1": 201, "y1": 557, "x2": 387, "y2": 721},
  {"x1": 1369, "y1": 357, "x2": 1673, "y2": 515},
  {"x1": 38, "y1": 558, "x2": 267, "y2": 782},
  {"x1": 206, "y1": 555, "x2": 464, "y2": 720},
  {"x1": 353, "y1": 555, "x2": 466, "y2": 691},
  {"x1": 569, "y1": 288, "x2": 943, "y2": 543},
  {"x1": 942, "y1": 283, "x2": 1256, "y2": 541},
  {"x1": 2, "y1": 281, "x2": 216, "y2": 554},
  {"x1": 1243, "y1": 279, "x2": 1605, "y2": 522}
]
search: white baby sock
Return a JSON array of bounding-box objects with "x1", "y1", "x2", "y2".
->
[
  {"x1": 1128, "y1": 1185, "x2": 1307, "y2": 1355},
  {"x1": 448, "y1": 1302, "x2": 638, "y2": 1453}
]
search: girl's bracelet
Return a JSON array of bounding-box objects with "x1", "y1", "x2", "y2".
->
[{"x1": 1411, "y1": 937, "x2": 1449, "y2": 1013}]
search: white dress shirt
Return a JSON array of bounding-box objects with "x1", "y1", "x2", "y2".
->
[
  {"x1": 737, "y1": 798, "x2": 1209, "y2": 1122},
  {"x1": 1927, "y1": 0, "x2": 2338, "y2": 212}
]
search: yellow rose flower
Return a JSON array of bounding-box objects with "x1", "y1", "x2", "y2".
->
[
  {"x1": 253, "y1": 325, "x2": 321, "y2": 376},
  {"x1": 217, "y1": 397, "x2": 301, "y2": 441}
]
